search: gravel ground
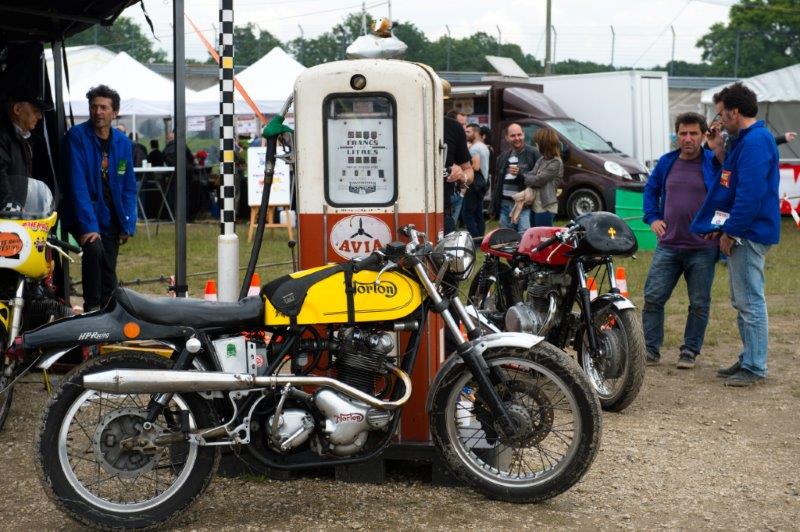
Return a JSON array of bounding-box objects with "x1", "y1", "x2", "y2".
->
[{"x1": 1, "y1": 309, "x2": 798, "y2": 530}]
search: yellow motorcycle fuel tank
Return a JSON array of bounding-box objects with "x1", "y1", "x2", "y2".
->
[
  {"x1": 264, "y1": 265, "x2": 424, "y2": 326},
  {"x1": 0, "y1": 212, "x2": 58, "y2": 279}
]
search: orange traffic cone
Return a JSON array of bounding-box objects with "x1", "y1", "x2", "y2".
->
[
  {"x1": 204, "y1": 279, "x2": 218, "y2": 302},
  {"x1": 615, "y1": 267, "x2": 629, "y2": 298},
  {"x1": 248, "y1": 272, "x2": 262, "y2": 297},
  {"x1": 587, "y1": 277, "x2": 598, "y2": 300}
]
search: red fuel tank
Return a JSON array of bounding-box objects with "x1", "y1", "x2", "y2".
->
[{"x1": 517, "y1": 227, "x2": 573, "y2": 266}]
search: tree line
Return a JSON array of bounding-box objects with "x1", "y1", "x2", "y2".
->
[{"x1": 66, "y1": 0, "x2": 800, "y2": 78}]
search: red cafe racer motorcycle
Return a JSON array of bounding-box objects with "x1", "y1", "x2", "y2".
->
[{"x1": 468, "y1": 212, "x2": 646, "y2": 412}]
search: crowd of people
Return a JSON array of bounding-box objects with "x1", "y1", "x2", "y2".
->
[{"x1": 442, "y1": 82, "x2": 789, "y2": 389}]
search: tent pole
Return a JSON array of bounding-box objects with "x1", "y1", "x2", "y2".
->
[
  {"x1": 173, "y1": 0, "x2": 188, "y2": 297},
  {"x1": 52, "y1": 40, "x2": 71, "y2": 304}
]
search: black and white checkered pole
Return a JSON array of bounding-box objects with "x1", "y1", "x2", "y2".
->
[{"x1": 217, "y1": 0, "x2": 239, "y2": 301}]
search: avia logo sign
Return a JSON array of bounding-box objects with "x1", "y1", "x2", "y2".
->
[
  {"x1": 334, "y1": 412, "x2": 365, "y2": 423},
  {"x1": 331, "y1": 215, "x2": 391, "y2": 260},
  {"x1": 353, "y1": 280, "x2": 397, "y2": 298}
]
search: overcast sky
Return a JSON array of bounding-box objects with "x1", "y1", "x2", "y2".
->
[{"x1": 126, "y1": 0, "x2": 733, "y2": 68}]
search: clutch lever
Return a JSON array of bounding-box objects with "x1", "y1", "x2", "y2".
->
[{"x1": 374, "y1": 260, "x2": 397, "y2": 285}]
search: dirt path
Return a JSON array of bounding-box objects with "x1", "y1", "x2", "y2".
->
[{"x1": 1, "y1": 303, "x2": 798, "y2": 530}]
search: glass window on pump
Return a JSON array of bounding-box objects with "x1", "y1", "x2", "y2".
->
[{"x1": 0, "y1": 175, "x2": 54, "y2": 220}]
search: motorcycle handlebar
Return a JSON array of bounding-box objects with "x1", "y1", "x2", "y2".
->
[
  {"x1": 48, "y1": 234, "x2": 82, "y2": 255},
  {"x1": 353, "y1": 251, "x2": 385, "y2": 272},
  {"x1": 533, "y1": 225, "x2": 580, "y2": 252}
]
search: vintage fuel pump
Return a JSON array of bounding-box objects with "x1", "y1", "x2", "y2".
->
[{"x1": 292, "y1": 59, "x2": 446, "y2": 443}]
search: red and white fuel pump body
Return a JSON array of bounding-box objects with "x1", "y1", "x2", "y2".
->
[{"x1": 292, "y1": 59, "x2": 445, "y2": 442}]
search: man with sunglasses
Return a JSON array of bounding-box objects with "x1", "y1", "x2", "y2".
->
[
  {"x1": 62, "y1": 85, "x2": 137, "y2": 311},
  {"x1": 692, "y1": 82, "x2": 781, "y2": 387}
]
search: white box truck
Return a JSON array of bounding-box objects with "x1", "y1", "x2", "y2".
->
[{"x1": 532, "y1": 71, "x2": 671, "y2": 169}]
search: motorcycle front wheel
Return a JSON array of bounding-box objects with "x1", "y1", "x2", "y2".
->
[
  {"x1": 36, "y1": 351, "x2": 220, "y2": 530},
  {"x1": 578, "y1": 305, "x2": 646, "y2": 412},
  {"x1": 0, "y1": 336, "x2": 13, "y2": 431},
  {"x1": 429, "y1": 342, "x2": 602, "y2": 503}
]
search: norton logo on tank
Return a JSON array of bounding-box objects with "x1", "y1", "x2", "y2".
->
[{"x1": 330, "y1": 215, "x2": 391, "y2": 260}]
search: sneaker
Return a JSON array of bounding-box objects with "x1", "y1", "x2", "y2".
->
[
  {"x1": 716, "y1": 361, "x2": 741, "y2": 378},
  {"x1": 645, "y1": 351, "x2": 660, "y2": 365},
  {"x1": 725, "y1": 369, "x2": 765, "y2": 387},
  {"x1": 676, "y1": 350, "x2": 696, "y2": 369}
]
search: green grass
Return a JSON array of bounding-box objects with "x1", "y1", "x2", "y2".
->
[{"x1": 108, "y1": 221, "x2": 294, "y2": 298}]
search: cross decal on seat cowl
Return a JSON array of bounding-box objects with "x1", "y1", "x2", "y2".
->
[{"x1": 608, "y1": 227, "x2": 617, "y2": 239}]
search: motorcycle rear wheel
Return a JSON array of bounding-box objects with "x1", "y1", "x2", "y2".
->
[
  {"x1": 578, "y1": 306, "x2": 646, "y2": 412},
  {"x1": 430, "y1": 342, "x2": 602, "y2": 503},
  {"x1": 36, "y1": 351, "x2": 220, "y2": 530}
]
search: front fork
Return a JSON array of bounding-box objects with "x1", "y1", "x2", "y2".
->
[
  {"x1": 3, "y1": 279, "x2": 25, "y2": 377},
  {"x1": 412, "y1": 261, "x2": 519, "y2": 436},
  {"x1": 576, "y1": 259, "x2": 618, "y2": 357}
]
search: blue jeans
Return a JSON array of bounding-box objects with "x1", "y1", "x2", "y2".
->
[
  {"x1": 531, "y1": 211, "x2": 555, "y2": 227},
  {"x1": 642, "y1": 244, "x2": 718, "y2": 358},
  {"x1": 450, "y1": 192, "x2": 464, "y2": 225},
  {"x1": 462, "y1": 188, "x2": 485, "y2": 237},
  {"x1": 727, "y1": 238, "x2": 770, "y2": 377},
  {"x1": 499, "y1": 199, "x2": 531, "y2": 234}
]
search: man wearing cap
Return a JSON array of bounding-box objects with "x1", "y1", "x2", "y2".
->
[
  {"x1": 0, "y1": 90, "x2": 47, "y2": 182},
  {"x1": 62, "y1": 84, "x2": 137, "y2": 311}
]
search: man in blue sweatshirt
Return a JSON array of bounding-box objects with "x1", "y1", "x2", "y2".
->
[
  {"x1": 62, "y1": 85, "x2": 137, "y2": 311},
  {"x1": 642, "y1": 113, "x2": 719, "y2": 369},
  {"x1": 691, "y1": 82, "x2": 781, "y2": 387}
]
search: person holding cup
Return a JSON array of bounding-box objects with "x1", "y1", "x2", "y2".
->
[{"x1": 490, "y1": 123, "x2": 540, "y2": 233}]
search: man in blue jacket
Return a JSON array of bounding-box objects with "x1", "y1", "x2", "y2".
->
[
  {"x1": 62, "y1": 85, "x2": 137, "y2": 311},
  {"x1": 642, "y1": 112, "x2": 720, "y2": 369},
  {"x1": 691, "y1": 82, "x2": 781, "y2": 387}
]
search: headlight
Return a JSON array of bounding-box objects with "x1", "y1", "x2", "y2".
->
[
  {"x1": 604, "y1": 161, "x2": 632, "y2": 180},
  {"x1": 432, "y1": 231, "x2": 475, "y2": 281}
]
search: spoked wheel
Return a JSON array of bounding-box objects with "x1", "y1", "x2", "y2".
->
[
  {"x1": 578, "y1": 305, "x2": 645, "y2": 412},
  {"x1": 430, "y1": 343, "x2": 601, "y2": 503},
  {"x1": 36, "y1": 351, "x2": 220, "y2": 530},
  {"x1": 0, "y1": 348, "x2": 14, "y2": 431}
]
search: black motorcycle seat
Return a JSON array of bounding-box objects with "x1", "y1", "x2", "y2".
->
[
  {"x1": 114, "y1": 288, "x2": 264, "y2": 328},
  {"x1": 488, "y1": 228, "x2": 521, "y2": 248}
]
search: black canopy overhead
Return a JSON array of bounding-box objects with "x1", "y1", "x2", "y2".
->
[{"x1": 0, "y1": 1, "x2": 140, "y2": 42}]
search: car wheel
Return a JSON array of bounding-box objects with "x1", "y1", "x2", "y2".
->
[{"x1": 567, "y1": 188, "x2": 604, "y2": 218}]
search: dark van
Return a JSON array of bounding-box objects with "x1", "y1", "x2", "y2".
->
[{"x1": 449, "y1": 81, "x2": 647, "y2": 218}]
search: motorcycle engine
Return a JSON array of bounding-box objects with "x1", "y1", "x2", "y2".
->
[
  {"x1": 266, "y1": 326, "x2": 395, "y2": 457},
  {"x1": 329, "y1": 326, "x2": 395, "y2": 394},
  {"x1": 505, "y1": 277, "x2": 560, "y2": 335}
]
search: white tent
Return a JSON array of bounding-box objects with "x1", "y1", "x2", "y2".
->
[
  {"x1": 701, "y1": 64, "x2": 800, "y2": 159},
  {"x1": 45, "y1": 45, "x2": 117, "y2": 97},
  {"x1": 187, "y1": 47, "x2": 305, "y2": 116},
  {"x1": 60, "y1": 51, "x2": 193, "y2": 117}
]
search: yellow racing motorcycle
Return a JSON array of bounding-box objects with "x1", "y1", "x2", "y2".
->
[
  {"x1": 23, "y1": 223, "x2": 602, "y2": 529},
  {"x1": 0, "y1": 175, "x2": 78, "y2": 430}
]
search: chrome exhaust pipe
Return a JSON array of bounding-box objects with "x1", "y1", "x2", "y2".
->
[
  {"x1": 82, "y1": 364, "x2": 412, "y2": 410},
  {"x1": 538, "y1": 293, "x2": 559, "y2": 338}
]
